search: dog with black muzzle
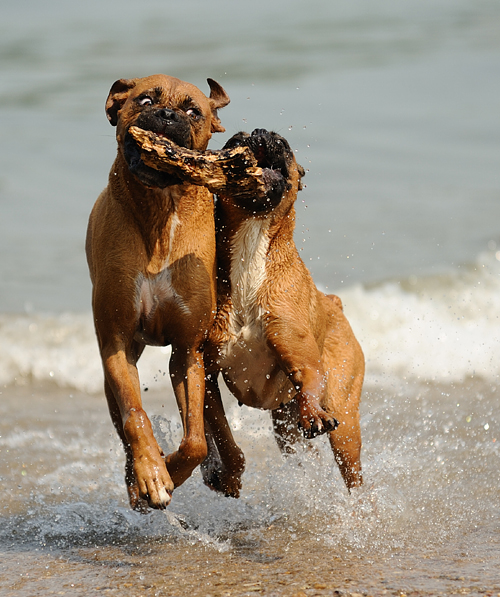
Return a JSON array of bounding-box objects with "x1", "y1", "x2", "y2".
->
[
  {"x1": 200, "y1": 129, "x2": 365, "y2": 497},
  {"x1": 86, "y1": 74, "x2": 231, "y2": 511}
]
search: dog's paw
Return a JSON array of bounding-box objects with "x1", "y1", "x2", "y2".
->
[
  {"x1": 132, "y1": 455, "x2": 174, "y2": 510},
  {"x1": 200, "y1": 455, "x2": 244, "y2": 499},
  {"x1": 299, "y1": 416, "x2": 339, "y2": 439},
  {"x1": 298, "y1": 404, "x2": 339, "y2": 439},
  {"x1": 202, "y1": 468, "x2": 242, "y2": 498},
  {"x1": 202, "y1": 466, "x2": 242, "y2": 499}
]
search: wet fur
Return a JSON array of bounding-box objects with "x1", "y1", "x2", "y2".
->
[
  {"x1": 201, "y1": 129, "x2": 365, "y2": 496},
  {"x1": 86, "y1": 74, "x2": 230, "y2": 511}
]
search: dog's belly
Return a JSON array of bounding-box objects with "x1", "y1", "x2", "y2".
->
[{"x1": 218, "y1": 318, "x2": 294, "y2": 410}]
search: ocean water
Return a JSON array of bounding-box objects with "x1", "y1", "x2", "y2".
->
[{"x1": 0, "y1": 1, "x2": 499, "y2": 595}]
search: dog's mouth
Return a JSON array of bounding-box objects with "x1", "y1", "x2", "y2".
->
[
  {"x1": 123, "y1": 107, "x2": 193, "y2": 188},
  {"x1": 124, "y1": 132, "x2": 183, "y2": 189},
  {"x1": 134, "y1": 107, "x2": 192, "y2": 148}
]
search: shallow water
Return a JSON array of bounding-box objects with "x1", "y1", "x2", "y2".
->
[{"x1": 0, "y1": 377, "x2": 498, "y2": 596}]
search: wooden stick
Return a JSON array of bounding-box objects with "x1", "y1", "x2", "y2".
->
[{"x1": 129, "y1": 126, "x2": 270, "y2": 199}]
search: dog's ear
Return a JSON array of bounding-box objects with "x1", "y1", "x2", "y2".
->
[
  {"x1": 207, "y1": 78, "x2": 230, "y2": 133},
  {"x1": 297, "y1": 163, "x2": 306, "y2": 191},
  {"x1": 105, "y1": 79, "x2": 137, "y2": 126}
]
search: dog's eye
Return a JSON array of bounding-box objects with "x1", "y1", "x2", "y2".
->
[
  {"x1": 186, "y1": 107, "x2": 201, "y2": 119},
  {"x1": 138, "y1": 96, "x2": 153, "y2": 107}
]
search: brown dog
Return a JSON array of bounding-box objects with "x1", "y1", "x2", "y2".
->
[
  {"x1": 201, "y1": 129, "x2": 364, "y2": 496},
  {"x1": 86, "y1": 74, "x2": 230, "y2": 510}
]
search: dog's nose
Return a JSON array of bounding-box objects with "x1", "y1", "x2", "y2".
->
[
  {"x1": 158, "y1": 108, "x2": 180, "y2": 124},
  {"x1": 251, "y1": 128, "x2": 269, "y2": 137}
]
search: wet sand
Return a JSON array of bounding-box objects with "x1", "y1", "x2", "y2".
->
[{"x1": 1, "y1": 529, "x2": 499, "y2": 597}]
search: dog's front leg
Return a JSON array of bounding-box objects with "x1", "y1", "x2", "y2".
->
[
  {"x1": 166, "y1": 347, "x2": 208, "y2": 487},
  {"x1": 292, "y1": 364, "x2": 340, "y2": 439},
  {"x1": 271, "y1": 399, "x2": 303, "y2": 454},
  {"x1": 269, "y1": 327, "x2": 339, "y2": 439},
  {"x1": 102, "y1": 344, "x2": 174, "y2": 509}
]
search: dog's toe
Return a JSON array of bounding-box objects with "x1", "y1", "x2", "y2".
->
[
  {"x1": 127, "y1": 483, "x2": 150, "y2": 513},
  {"x1": 299, "y1": 416, "x2": 339, "y2": 439},
  {"x1": 156, "y1": 487, "x2": 172, "y2": 509}
]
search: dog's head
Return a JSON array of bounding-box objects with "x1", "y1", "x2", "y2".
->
[
  {"x1": 105, "y1": 74, "x2": 230, "y2": 188},
  {"x1": 222, "y1": 129, "x2": 305, "y2": 214}
]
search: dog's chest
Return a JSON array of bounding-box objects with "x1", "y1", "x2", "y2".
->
[
  {"x1": 228, "y1": 218, "x2": 269, "y2": 324},
  {"x1": 217, "y1": 219, "x2": 291, "y2": 408},
  {"x1": 134, "y1": 214, "x2": 191, "y2": 343}
]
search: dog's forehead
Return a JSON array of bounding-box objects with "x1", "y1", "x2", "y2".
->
[{"x1": 133, "y1": 75, "x2": 209, "y2": 106}]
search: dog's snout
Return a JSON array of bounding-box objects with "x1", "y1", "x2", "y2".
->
[
  {"x1": 251, "y1": 130, "x2": 269, "y2": 151},
  {"x1": 158, "y1": 108, "x2": 180, "y2": 124}
]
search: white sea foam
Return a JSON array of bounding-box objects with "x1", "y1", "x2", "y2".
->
[
  {"x1": 1, "y1": 250, "x2": 499, "y2": 393},
  {"x1": 0, "y1": 311, "x2": 172, "y2": 394},
  {"x1": 340, "y1": 250, "x2": 500, "y2": 385}
]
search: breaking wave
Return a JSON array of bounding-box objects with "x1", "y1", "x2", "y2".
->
[{"x1": 1, "y1": 250, "x2": 499, "y2": 393}]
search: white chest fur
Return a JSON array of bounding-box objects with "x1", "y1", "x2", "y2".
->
[
  {"x1": 229, "y1": 218, "x2": 270, "y2": 330},
  {"x1": 219, "y1": 219, "x2": 292, "y2": 408},
  {"x1": 136, "y1": 213, "x2": 190, "y2": 322}
]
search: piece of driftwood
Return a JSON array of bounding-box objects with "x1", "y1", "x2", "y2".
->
[{"x1": 129, "y1": 126, "x2": 272, "y2": 199}]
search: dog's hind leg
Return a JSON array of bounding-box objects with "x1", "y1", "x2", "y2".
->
[
  {"x1": 271, "y1": 399, "x2": 303, "y2": 454},
  {"x1": 321, "y1": 296, "x2": 364, "y2": 489},
  {"x1": 201, "y1": 374, "x2": 245, "y2": 498}
]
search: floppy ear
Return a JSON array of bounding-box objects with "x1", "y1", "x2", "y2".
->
[
  {"x1": 105, "y1": 78, "x2": 136, "y2": 126},
  {"x1": 207, "y1": 78, "x2": 230, "y2": 133}
]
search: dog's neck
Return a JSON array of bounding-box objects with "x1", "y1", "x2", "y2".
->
[
  {"x1": 217, "y1": 197, "x2": 296, "y2": 250},
  {"x1": 109, "y1": 154, "x2": 197, "y2": 259},
  {"x1": 216, "y1": 199, "x2": 297, "y2": 300}
]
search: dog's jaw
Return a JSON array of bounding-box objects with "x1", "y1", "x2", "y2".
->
[
  {"x1": 123, "y1": 132, "x2": 183, "y2": 188},
  {"x1": 122, "y1": 105, "x2": 195, "y2": 188}
]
